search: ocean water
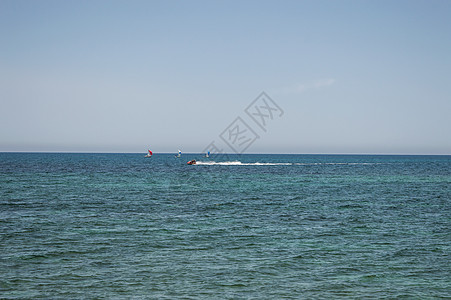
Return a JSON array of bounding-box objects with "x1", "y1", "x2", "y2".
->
[{"x1": 1, "y1": 153, "x2": 450, "y2": 299}]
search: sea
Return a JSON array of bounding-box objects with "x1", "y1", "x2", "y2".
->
[{"x1": 1, "y1": 153, "x2": 450, "y2": 299}]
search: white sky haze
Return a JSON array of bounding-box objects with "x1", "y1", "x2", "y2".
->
[{"x1": 1, "y1": 0, "x2": 450, "y2": 154}]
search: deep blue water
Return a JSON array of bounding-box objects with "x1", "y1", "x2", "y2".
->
[{"x1": 1, "y1": 153, "x2": 450, "y2": 298}]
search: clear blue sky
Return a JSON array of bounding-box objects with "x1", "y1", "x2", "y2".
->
[{"x1": 1, "y1": 0, "x2": 450, "y2": 154}]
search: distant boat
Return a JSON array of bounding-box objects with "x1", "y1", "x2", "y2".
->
[
  {"x1": 205, "y1": 151, "x2": 210, "y2": 158},
  {"x1": 145, "y1": 150, "x2": 153, "y2": 158},
  {"x1": 175, "y1": 150, "x2": 182, "y2": 158}
]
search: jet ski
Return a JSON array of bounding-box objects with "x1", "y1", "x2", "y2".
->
[{"x1": 187, "y1": 159, "x2": 196, "y2": 165}]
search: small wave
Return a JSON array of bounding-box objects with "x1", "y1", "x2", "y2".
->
[
  {"x1": 294, "y1": 162, "x2": 379, "y2": 166},
  {"x1": 194, "y1": 161, "x2": 292, "y2": 166},
  {"x1": 193, "y1": 161, "x2": 380, "y2": 166}
]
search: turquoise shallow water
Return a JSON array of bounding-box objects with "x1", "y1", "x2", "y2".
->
[{"x1": 1, "y1": 153, "x2": 450, "y2": 298}]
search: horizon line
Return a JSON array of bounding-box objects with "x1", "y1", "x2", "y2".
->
[{"x1": 1, "y1": 151, "x2": 450, "y2": 156}]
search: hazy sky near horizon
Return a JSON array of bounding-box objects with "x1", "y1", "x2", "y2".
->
[{"x1": 1, "y1": 0, "x2": 450, "y2": 154}]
